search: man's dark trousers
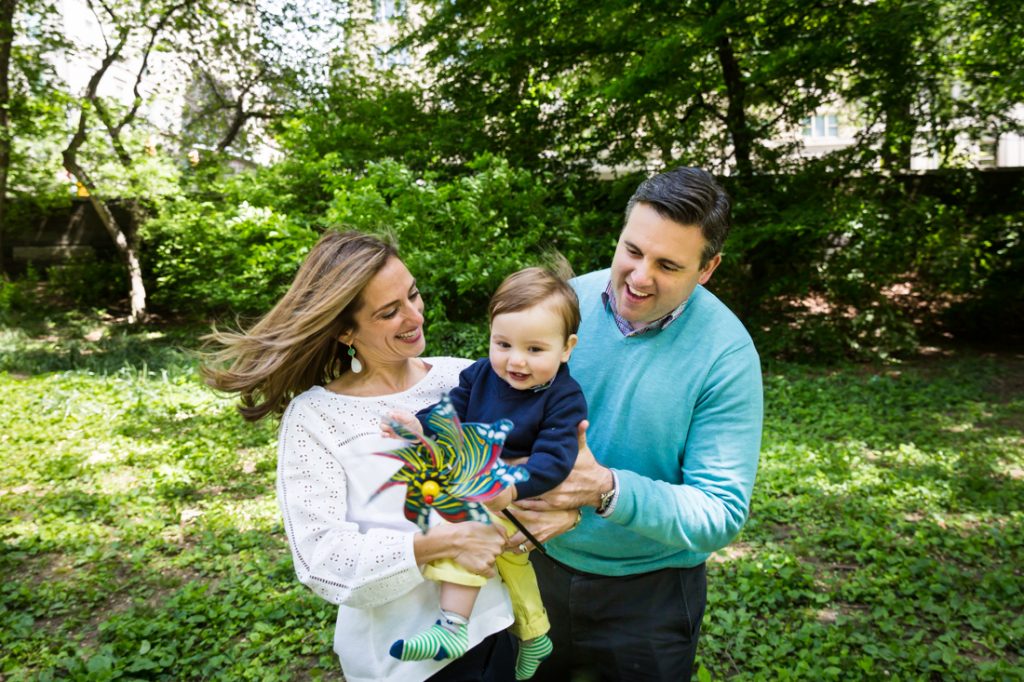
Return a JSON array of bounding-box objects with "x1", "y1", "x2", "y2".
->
[{"x1": 531, "y1": 553, "x2": 707, "y2": 681}]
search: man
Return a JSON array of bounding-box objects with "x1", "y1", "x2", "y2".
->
[{"x1": 510, "y1": 166, "x2": 763, "y2": 681}]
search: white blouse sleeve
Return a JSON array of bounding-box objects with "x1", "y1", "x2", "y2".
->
[{"x1": 276, "y1": 396, "x2": 424, "y2": 609}]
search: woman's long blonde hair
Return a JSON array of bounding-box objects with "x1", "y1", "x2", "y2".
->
[{"x1": 201, "y1": 230, "x2": 398, "y2": 421}]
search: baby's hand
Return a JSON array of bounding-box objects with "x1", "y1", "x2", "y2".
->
[{"x1": 380, "y1": 409, "x2": 424, "y2": 440}]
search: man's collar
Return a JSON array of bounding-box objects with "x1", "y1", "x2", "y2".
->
[{"x1": 601, "y1": 281, "x2": 687, "y2": 337}]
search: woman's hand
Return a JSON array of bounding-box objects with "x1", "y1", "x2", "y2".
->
[
  {"x1": 413, "y1": 521, "x2": 507, "y2": 577},
  {"x1": 451, "y1": 522, "x2": 507, "y2": 576}
]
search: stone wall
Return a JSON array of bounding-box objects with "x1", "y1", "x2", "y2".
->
[{"x1": 2, "y1": 199, "x2": 127, "y2": 276}]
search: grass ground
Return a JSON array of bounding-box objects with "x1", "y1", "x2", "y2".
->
[{"x1": 1, "y1": 306, "x2": 1022, "y2": 680}]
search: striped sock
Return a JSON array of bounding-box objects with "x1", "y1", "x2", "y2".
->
[
  {"x1": 389, "y1": 619, "x2": 469, "y2": 662},
  {"x1": 515, "y1": 634, "x2": 553, "y2": 680}
]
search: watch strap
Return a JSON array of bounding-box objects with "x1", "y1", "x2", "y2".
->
[{"x1": 595, "y1": 470, "x2": 619, "y2": 516}]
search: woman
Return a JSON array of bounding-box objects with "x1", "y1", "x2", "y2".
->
[{"x1": 203, "y1": 230, "x2": 516, "y2": 682}]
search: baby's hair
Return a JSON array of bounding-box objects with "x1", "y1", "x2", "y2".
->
[{"x1": 488, "y1": 257, "x2": 580, "y2": 341}]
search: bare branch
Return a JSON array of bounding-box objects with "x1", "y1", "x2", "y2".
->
[
  {"x1": 85, "y1": 0, "x2": 193, "y2": 167},
  {"x1": 65, "y1": 28, "x2": 128, "y2": 165},
  {"x1": 118, "y1": 0, "x2": 192, "y2": 131},
  {"x1": 85, "y1": 0, "x2": 113, "y2": 53}
]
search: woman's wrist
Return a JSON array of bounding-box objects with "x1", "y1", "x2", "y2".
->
[
  {"x1": 412, "y1": 531, "x2": 435, "y2": 565},
  {"x1": 412, "y1": 526, "x2": 453, "y2": 564}
]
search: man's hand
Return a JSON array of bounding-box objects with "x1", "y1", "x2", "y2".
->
[
  {"x1": 504, "y1": 506, "x2": 579, "y2": 551},
  {"x1": 484, "y1": 485, "x2": 515, "y2": 512},
  {"x1": 524, "y1": 420, "x2": 613, "y2": 511},
  {"x1": 505, "y1": 420, "x2": 613, "y2": 549}
]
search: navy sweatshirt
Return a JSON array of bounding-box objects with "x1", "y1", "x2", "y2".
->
[{"x1": 417, "y1": 358, "x2": 587, "y2": 500}]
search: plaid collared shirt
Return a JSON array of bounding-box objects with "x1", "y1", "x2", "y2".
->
[{"x1": 602, "y1": 280, "x2": 687, "y2": 337}]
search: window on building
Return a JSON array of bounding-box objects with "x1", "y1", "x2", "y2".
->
[
  {"x1": 374, "y1": 0, "x2": 402, "y2": 21},
  {"x1": 801, "y1": 114, "x2": 839, "y2": 139},
  {"x1": 977, "y1": 135, "x2": 997, "y2": 168}
]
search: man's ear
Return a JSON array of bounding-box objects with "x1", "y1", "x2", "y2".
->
[
  {"x1": 561, "y1": 334, "x2": 579, "y2": 363},
  {"x1": 697, "y1": 253, "x2": 722, "y2": 285}
]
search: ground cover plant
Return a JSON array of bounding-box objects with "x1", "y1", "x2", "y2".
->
[{"x1": 1, "y1": 307, "x2": 1021, "y2": 680}]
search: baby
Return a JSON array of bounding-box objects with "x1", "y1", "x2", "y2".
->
[{"x1": 385, "y1": 265, "x2": 587, "y2": 680}]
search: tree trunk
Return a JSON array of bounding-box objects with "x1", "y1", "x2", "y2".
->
[
  {"x1": 124, "y1": 201, "x2": 147, "y2": 322},
  {"x1": 0, "y1": 0, "x2": 16, "y2": 275},
  {"x1": 716, "y1": 31, "x2": 754, "y2": 176},
  {"x1": 59, "y1": 26, "x2": 150, "y2": 322},
  {"x1": 124, "y1": 237, "x2": 146, "y2": 322},
  {"x1": 62, "y1": 153, "x2": 148, "y2": 322},
  {"x1": 882, "y1": 96, "x2": 914, "y2": 171}
]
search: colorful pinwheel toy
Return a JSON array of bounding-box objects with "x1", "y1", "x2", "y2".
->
[{"x1": 372, "y1": 393, "x2": 529, "y2": 533}]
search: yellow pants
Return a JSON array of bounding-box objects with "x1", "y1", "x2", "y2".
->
[{"x1": 423, "y1": 513, "x2": 550, "y2": 641}]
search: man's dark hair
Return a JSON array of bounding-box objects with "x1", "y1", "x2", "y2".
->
[{"x1": 624, "y1": 167, "x2": 731, "y2": 268}]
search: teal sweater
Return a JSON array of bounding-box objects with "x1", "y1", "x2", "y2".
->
[{"x1": 547, "y1": 269, "x2": 763, "y2": 575}]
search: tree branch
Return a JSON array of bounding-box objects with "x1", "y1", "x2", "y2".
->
[
  {"x1": 118, "y1": 0, "x2": 191, "y2": 131},
  {"x1": 91, "y1": 0, "x2": 191, "y2": 167},
  {"x1": 65, "y1": 28, "x2": 128, "y2": 165}
]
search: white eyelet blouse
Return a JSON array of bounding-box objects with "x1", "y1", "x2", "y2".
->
[{"x1": 277, "y1": 356, "x2": 514, "y2": 682}]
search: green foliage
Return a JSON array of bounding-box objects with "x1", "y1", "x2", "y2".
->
[
  {"x1": 278, "y1": 64, "x2": 451, "y2": 173},
  {"x1": 46, "y1": 260, "x2": 129, "y2": 310},
  {"x1": 954, "y1": 0, "x2": 1024, "y2": 141},
  {"x1": 8, "y1": 0, "x2": 1023, "y2": 362},
  {"x1": 0, "y1": 269, "x2": 41, "y2": 320},
  {"x1": 716, "y1": 168, "x2": 1024, "y2": 362},
  {"x1": 0, "y1": 314, "x2": 336, "y2": 680},
  {"x1": 400, "y1": 0, "x2": 1023, "y2": 177},
  {"x1": 4, "y1": 0, "x2": 71, "y2": 204},
  {"x1": 2, "y1": 311, "x2": 1022, "y2": 679},
  {"x1": 143, "y1": 195, "x2": 319, "y2": 318},
  {"x1": 133, "y1": 156, "x2": 1023, "y2": 361},
  {"x1": 322, "y1": 155, "x2": 607, "y2": 357},
  {"x1": 695, "y1": 357, "x2": 1024, "y2": 679},
  {"x1": 142, "y1": 154, "x2": 616, "y2": 336}
]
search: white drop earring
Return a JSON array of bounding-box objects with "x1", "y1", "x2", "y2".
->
[{"x1": 347, "y1": 344, "x2": 363, "y2": 374}]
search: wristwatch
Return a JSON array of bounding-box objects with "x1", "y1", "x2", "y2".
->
[{"x1": 595, "y1": 474, "x2": 618, "y2": 515}]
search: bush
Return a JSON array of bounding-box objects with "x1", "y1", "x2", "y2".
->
[
  {"x1": 322, "y1": 155, "x2": 602, "y2": 355},
  {"x1": 141, "y1": 155, "x2": 615, "y2": 342},
  {"x1": 143, "y1": 199, "x2": 319, "y2": 319},
  {"x1": 927, "y1": 208, "x2": 1024, "y2": 344},
  {"x1": 719, "y1": 168, "x2": 1024, "y2": 361},
  {"x1": 0, "y1": 269, "x2": 41, "y2": 321},
  {"x1": 139, "y1": 154, "x2": 1023, "y2": 360},
  {"x1": 47, "y1": 259, "x2": 129, "y2": 309}
]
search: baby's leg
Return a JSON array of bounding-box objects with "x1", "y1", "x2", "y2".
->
[
  {"x1": 440, "y1": 581, "x2": 480, "y2": 621},
  {"x1": 493, "y1": 513, "x2": 554, "y2": 680},
  {"x1": 390, "y1": 582, "x2": 480, "y2": 662}
]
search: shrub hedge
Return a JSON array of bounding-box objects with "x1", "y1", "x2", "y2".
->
[{"x1": 23, "y1": 157, "x2": 1024, "y2": 362}]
